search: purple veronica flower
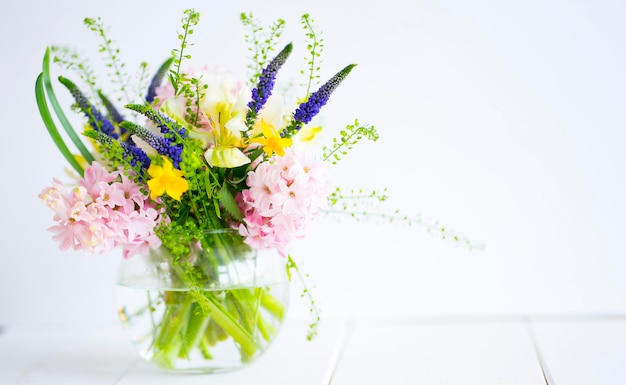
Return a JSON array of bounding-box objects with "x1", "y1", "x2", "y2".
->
[
  {"x1": 98, "y1": 91, "x2": 125, "y2": 123},
  {"x1": 247, "y1": 43, "x2": 293, "y2": 123},
  {"x1": 291, "y1": 64, "x2": 356, "y2": 131},
  {"x1": 145, "y1": 57, "x2": 174, "y2": 103},
  {"x1": 84, "y1": 130, "x2": 151, "y2": 170},
  {"x1": 98, "y1": 90, "x2": 132, "y2": 143},
  {"x1": 125, "y1": 104, "x2": 186, "y2": 168},
  {"x1": 125, "y1": 104, "x2": 186, "y2": 139},
  {"x1": 58, "y1": 76, "x2": 118, "y2": 139},
  {"x1": 120, "y1": 121, "x2": 183, "y2": 169}
]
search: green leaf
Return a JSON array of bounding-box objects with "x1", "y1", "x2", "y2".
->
[
  {"x1": 212, "y1": 197, "x2": 222, "y2": 219},
  {"x1": 42, "y1": 48, "x2": 95, "y2": 164},
  {"x1": 35, "y1": 73, "x2": 84, "y2": 176},
  {"x1": 176, "y1": 201, "x2": 191, "y2": 225},
  {"x1": 218, "y1": 184, "x2": 243, "y2": 221}
]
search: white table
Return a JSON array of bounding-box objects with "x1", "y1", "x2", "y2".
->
[{"x1": 2, "y1": 315, "x2": 625, "y2": 384}]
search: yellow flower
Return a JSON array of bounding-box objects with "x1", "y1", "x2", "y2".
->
[
  {"x1": 250, "y1": 119, "x2": 292, "y2": 157},
  {"x1": 147, "y1": 156, "x2": 189, "y2": 201}
]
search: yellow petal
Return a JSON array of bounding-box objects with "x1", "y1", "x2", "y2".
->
[
  {"x1": 146, "y1": 156, "x2": 189, "y2": 201},
  {"x1": 147, "y1": 178, "x2": 165, "y2": 200},
  {"x1": 164, "y1": 177, "x2": 189, "y2": 201}
]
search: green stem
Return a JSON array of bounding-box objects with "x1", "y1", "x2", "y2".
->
[
  {"x1": 152, "y1": 292, "x2": 194, "y2": 368},
  {"x1": 251, "y1": 288, "x2": 273, "y2": 342},
  {"x1": 147, "y1": 292, "x2": 157, "y2": 333},
  {"x1": 259, "y1": 288, "x2": 285, "y2": 319},
  {"x1": 178, "y1": 302, "x2": 210, "y2": 359},
  {"x1": 189, "y1": 289, "x2": 259, "y2": 357},
  {"x1": 199, "y1": 334, "x2": 214, "y2": 359}
]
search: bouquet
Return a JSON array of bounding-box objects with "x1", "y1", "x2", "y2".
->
[{"x1": 36, "y1": 9, "x2": 480, "y2": 372}]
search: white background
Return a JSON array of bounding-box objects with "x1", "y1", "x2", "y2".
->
[{"x1": 0, "y1": 0, "x2": 624, "y2": 330}]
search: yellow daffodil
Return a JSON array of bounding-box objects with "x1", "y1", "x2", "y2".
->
[
  {"x1": 250, "y1": 120, "x2": 292, "y2": 157},
  {"x1": 147, "y1": 156, "x2": 189, "y2": 201},
  {"x1": 247, "y1": 94, "x2": 292, "y2": 157}
]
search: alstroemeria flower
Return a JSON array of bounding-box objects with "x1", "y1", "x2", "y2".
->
[
  {"x1": 203, "y1": 125, "x2": 251, "y2": 168},
  {"x1": 160, "y1": 94, "x2": 216, "y2": 148},
  {"x1": 199, "y1": 70, "x2": 252, "y2": 168},
  {"x1": 199, "y1": 70, "x2": 249, "y2": 133},
  {"x1": 293, "y1": 125, "x2": 322, "y2": 146},
  {"x1": 159, "y1": 95, "x2": 187, "y2": 126},
  {"x1": 147, "y1": 156, "x2": 189, "y2": 201}
]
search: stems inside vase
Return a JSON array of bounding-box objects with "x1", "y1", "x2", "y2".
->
[{"x1": 116, "y1": 230, "x2": 289, "y2": 372}]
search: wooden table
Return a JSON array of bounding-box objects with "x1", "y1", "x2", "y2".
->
[{"x1": 2, "y1": 315, "x2": 625, "y2": 384}]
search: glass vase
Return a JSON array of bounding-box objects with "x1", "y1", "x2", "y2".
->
[{"x1": 115, "y1": 229, "x2": 290, "y2": 373}]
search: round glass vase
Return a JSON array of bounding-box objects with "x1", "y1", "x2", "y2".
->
[{"x1": 115, "y1": 229, "x2": 290, "y2": 373}]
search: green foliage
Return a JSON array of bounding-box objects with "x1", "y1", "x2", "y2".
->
[
  {"x1": 51, "y1": 46, "x2": 100, "y2": 107},
  {"x1": 162, "y1": 9, "x2": 206, "y2": 127},
  {"x1": 169, "y1": 9, "x2": 200, "y2": 96},
  {"x1": 325, "y1": 187, "x2": 485, "y2": 251},
  {"x1": 84, "y1": 17, "x2": 130, "y2": 104},
  {"x1": 322, "y1": 119, "x2": 379, "y2": 164},
  {"x1": 135, "y1": 61, "x2": 150, "y2": 102},
  {"x1": 40, "y1": 49, "x2": 95, "y2": 167},
  {"x1": 55, "y1": 23, "x2": 147, "y2": 119},
  {"x1": 124, "y1": 103, "x2": 185, "y2": 143},
  {"x1": 82, "y1": 129, "x2": 134, "y2": 173},
  {"x1": 300, "y1": 13, "x2": 324, "y2": 100},
  {"x1": 240, "y1": 13, "x2": 286, "y2": 88},
  {"x1": 286, "y1": 255, "x2": 321, "y2": 341},
  {"x1": 158, "y1": 220, "x2": 202, "y2": 262},
  {"x1": 35, "y1": 73, "x2": 85, "y2": 176},
  {"x1": 183, "y1": 77, "x2": 208, "y2": 128},
  {"x1": 328, "y1": 187, "x2": 389, "y2": 207},
  {"x1": 217, "y1": 184, "x2": 243, "y2": 221}
]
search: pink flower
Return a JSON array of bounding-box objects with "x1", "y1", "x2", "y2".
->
[
  {"x1": 95, "y1": 181, "x2": 126, "y2": 208},
  {"x1": 39, "y1": 178, "x2": 75, "y2": 220},
  {"x1": 245, "y1": 161, "x2": 281, "y2": 215},
  {"x1": 80, "y1": 162, "x2": 118, "y2": 197},
  {"x1": 117, "y1": 171, "x2": 147, "y2": 214},
  {"x1": 40, "y1": 162, "x2": 166, "y2": 258},
  {"x1": 153, "y1": 81, "x2": 175, "y2": 109},
  {"x1": 238, "y1": 148, "x2": 330, "y2": 255}
]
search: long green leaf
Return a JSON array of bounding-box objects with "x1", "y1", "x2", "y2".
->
[
  {"x1": 42, "y1": 47, "x2": 95, "y2": 163},
  {"x1": 35, "y1": 73, "x2": 84, "y2": 176}
]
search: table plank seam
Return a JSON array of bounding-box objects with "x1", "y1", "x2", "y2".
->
[
  {"x1": 525, "y1": 319, "x2": 556, "y2": 385},
  {"x1": 324, "y1": 320, "x2": 354, "y2": 385}
]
